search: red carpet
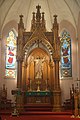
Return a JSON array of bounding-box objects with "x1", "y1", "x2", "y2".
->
[
  {"x1": 0, "y1": 109, "x2": 79, "y2": 120},
  {"x1": 1, "y1": 114, "x2": 80, "y2": 120},
  {"x1": 1, "y1": 111, "x2": 80, "y2": 120}
]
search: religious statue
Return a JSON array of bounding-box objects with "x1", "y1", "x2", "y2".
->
[{"x1": 35, "y1": 56, "x2": 44, "y2": 79}]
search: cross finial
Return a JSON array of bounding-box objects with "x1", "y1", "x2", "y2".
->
[
  {"x1": 36, "y1": 5, "x2": 41, "y2": 22},
  {"x1": 36, "y1": 4, "x2": 41, "y2": 12}
]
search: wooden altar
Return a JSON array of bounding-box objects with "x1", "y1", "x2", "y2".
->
[
  {"x1": 14, "y1": 5, "x2": 61, "y2": 112},
  {"x1": 26, "y1": 91, "x2": 51, "y2": 103}
]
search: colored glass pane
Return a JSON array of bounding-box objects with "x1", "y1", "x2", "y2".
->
[
  {"x1": 60, "y1": 30, "x2": 72, "y2": 78},
  {"x1": 5, "y1": 30, "x2": 16, "y2": 78},
  {"x1": 5, "y1": 69, "x2": 16, "y2": 78}
]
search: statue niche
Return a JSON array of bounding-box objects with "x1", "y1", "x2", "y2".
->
[{"x1": 27, "y1": 50, "x2": 49, "y2": 92}]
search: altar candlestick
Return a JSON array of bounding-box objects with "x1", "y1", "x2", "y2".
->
[
  {"x1": 47, "y1": 61, "x2": 48, "y2": 79},
  {"x1": 36, "y1": 81, "x2": 41, "y2": 92},
  {"x1": 45, "y1": 79, "x2": 48, "y2": 91},
  {"x1": 29, "y1": 79, "x2": 32, "y2": 91},
  {"x1": 28, "y1": 64, "x2": 30, "y2": 78}
]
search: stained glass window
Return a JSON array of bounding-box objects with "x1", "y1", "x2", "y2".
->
[
  {"x1": 60, "y1": 30, "x2": 72, "y2": 78},
  {"x1": 5, "y1": 30, "x2": 17, "y2": 78}
]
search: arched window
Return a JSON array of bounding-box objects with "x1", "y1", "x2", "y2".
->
[
  {"x1": 60, "y1": 30, "x2": 72, "y2": 78},
  {"x1": 5, "y1": 30, "x2": 17, "y2": 78}
]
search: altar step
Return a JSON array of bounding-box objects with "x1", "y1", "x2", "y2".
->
[{"x1": 24, "y1": 104, "x2": 53, "y2": 112}]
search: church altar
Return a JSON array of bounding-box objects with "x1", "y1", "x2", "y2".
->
[
  {"x1": 25, "y1": 91, "x2": 51, "y2": 104},
  {"x1": 12, "y1": 90, "x2": 52, "y2": 104},
  {"x1": 12, "y1": 4, "x2": 61, "y2": 112}
]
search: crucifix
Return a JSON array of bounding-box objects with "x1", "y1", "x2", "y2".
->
[{"x1": 36, "y1": 80, "x2": 41, "y2": 92}]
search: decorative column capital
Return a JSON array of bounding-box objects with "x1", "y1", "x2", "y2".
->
[
  {"x1": 16, "y1": 55, "x2": 23, "y2": 62},
  {"x1": 53, "y1": 53, "x2": 60, "y2": 62}
]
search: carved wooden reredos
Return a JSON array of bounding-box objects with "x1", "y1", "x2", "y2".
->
[
  {"x1": 17, "y1": 4, "x2": 60, "y2": 92},
  {"x1": 16, "y1": 4, "x2": 61, "y2": 111}
]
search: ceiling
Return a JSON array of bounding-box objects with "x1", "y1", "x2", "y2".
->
[{"x1": 0, "y1": 0, "x2": 80, "y2": 32}]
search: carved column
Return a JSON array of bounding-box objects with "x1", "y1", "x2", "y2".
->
[
  {"x1": 53, "y1": 58, "x2": 61, "y2": 111},
  {"x1": 16, "y1": 58, "x2": 24, "y2": 112},
  {"x1": 49, "y1": 61, "x2": 54, "y2": 105},
  {"x1": 22, "y1": 61, "x2": 27, "y2": 90},
  {"x1": 49, "y1": 61, "x2": 54, "y2": 91},
  {"x1": 54, "y1": 59, "x2": 60, "y2": 90},
  {"x1": 16, "y1": 15, "x2": 24, "y2": 111},
  {"x1": 17, "y1": 14, "x2": 24, "y2": 89},
  {"x1": 52, "y1": 15, "x2": 61, "y2": 111},
  {"x1": 22, "y1": 60, "x2": 28, "y2": 105},
  {"x1": 17, "y1": 59, "x2": 23, "y2": 89}
]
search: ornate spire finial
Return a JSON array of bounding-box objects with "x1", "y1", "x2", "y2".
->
[
  {"x1": 52, "y1": 14, "x2": 58, "y2": 30},
  {"x1": 42, "y1": 12, "x2": 45, "y2": 21},
  {"x1": 53, "y1": 15, "x2": 57, "y2": 24},
  {"x1": 32, "y1": 12, "x2": 35, "y2": 20},
  {"x1": 41, "y1": 12, "x2": 46, "y2": 32},
  {"x1": 19, "y1": 14, "x2": 23, "y2": 21},
  {"x1": 19, "y1": 14, "x2": 24, "y2": 29},
  {"x1": 54, "y1": 15, "x2": 57, "y2": 18},
  {"x1": 31, "y1": 12, "x2": 36, "y2": 32},
  {"x1": 36, "y1": 4, "x2": 41, "y2": 22},
  {"x1": 30, "y1": 5, "x2": 46, "y2": 31},
  {"x1": 36, "y1": 4, "x2": 41, "y2": 13}
]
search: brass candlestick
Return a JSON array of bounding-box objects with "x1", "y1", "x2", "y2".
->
[
  {"x1": 28, "y1": 78, "x2": 32, "y2": 91},
  {"x1": 45, "y1": 79, "x2": 48, "y2": 91},
  {"x1": 36, "y1": 80, "x2": 41, "y2": 92}
]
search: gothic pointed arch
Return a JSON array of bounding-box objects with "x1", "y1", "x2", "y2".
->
[{"x1": 23, "y1": 35, "x2": 54, "y2": 61}]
